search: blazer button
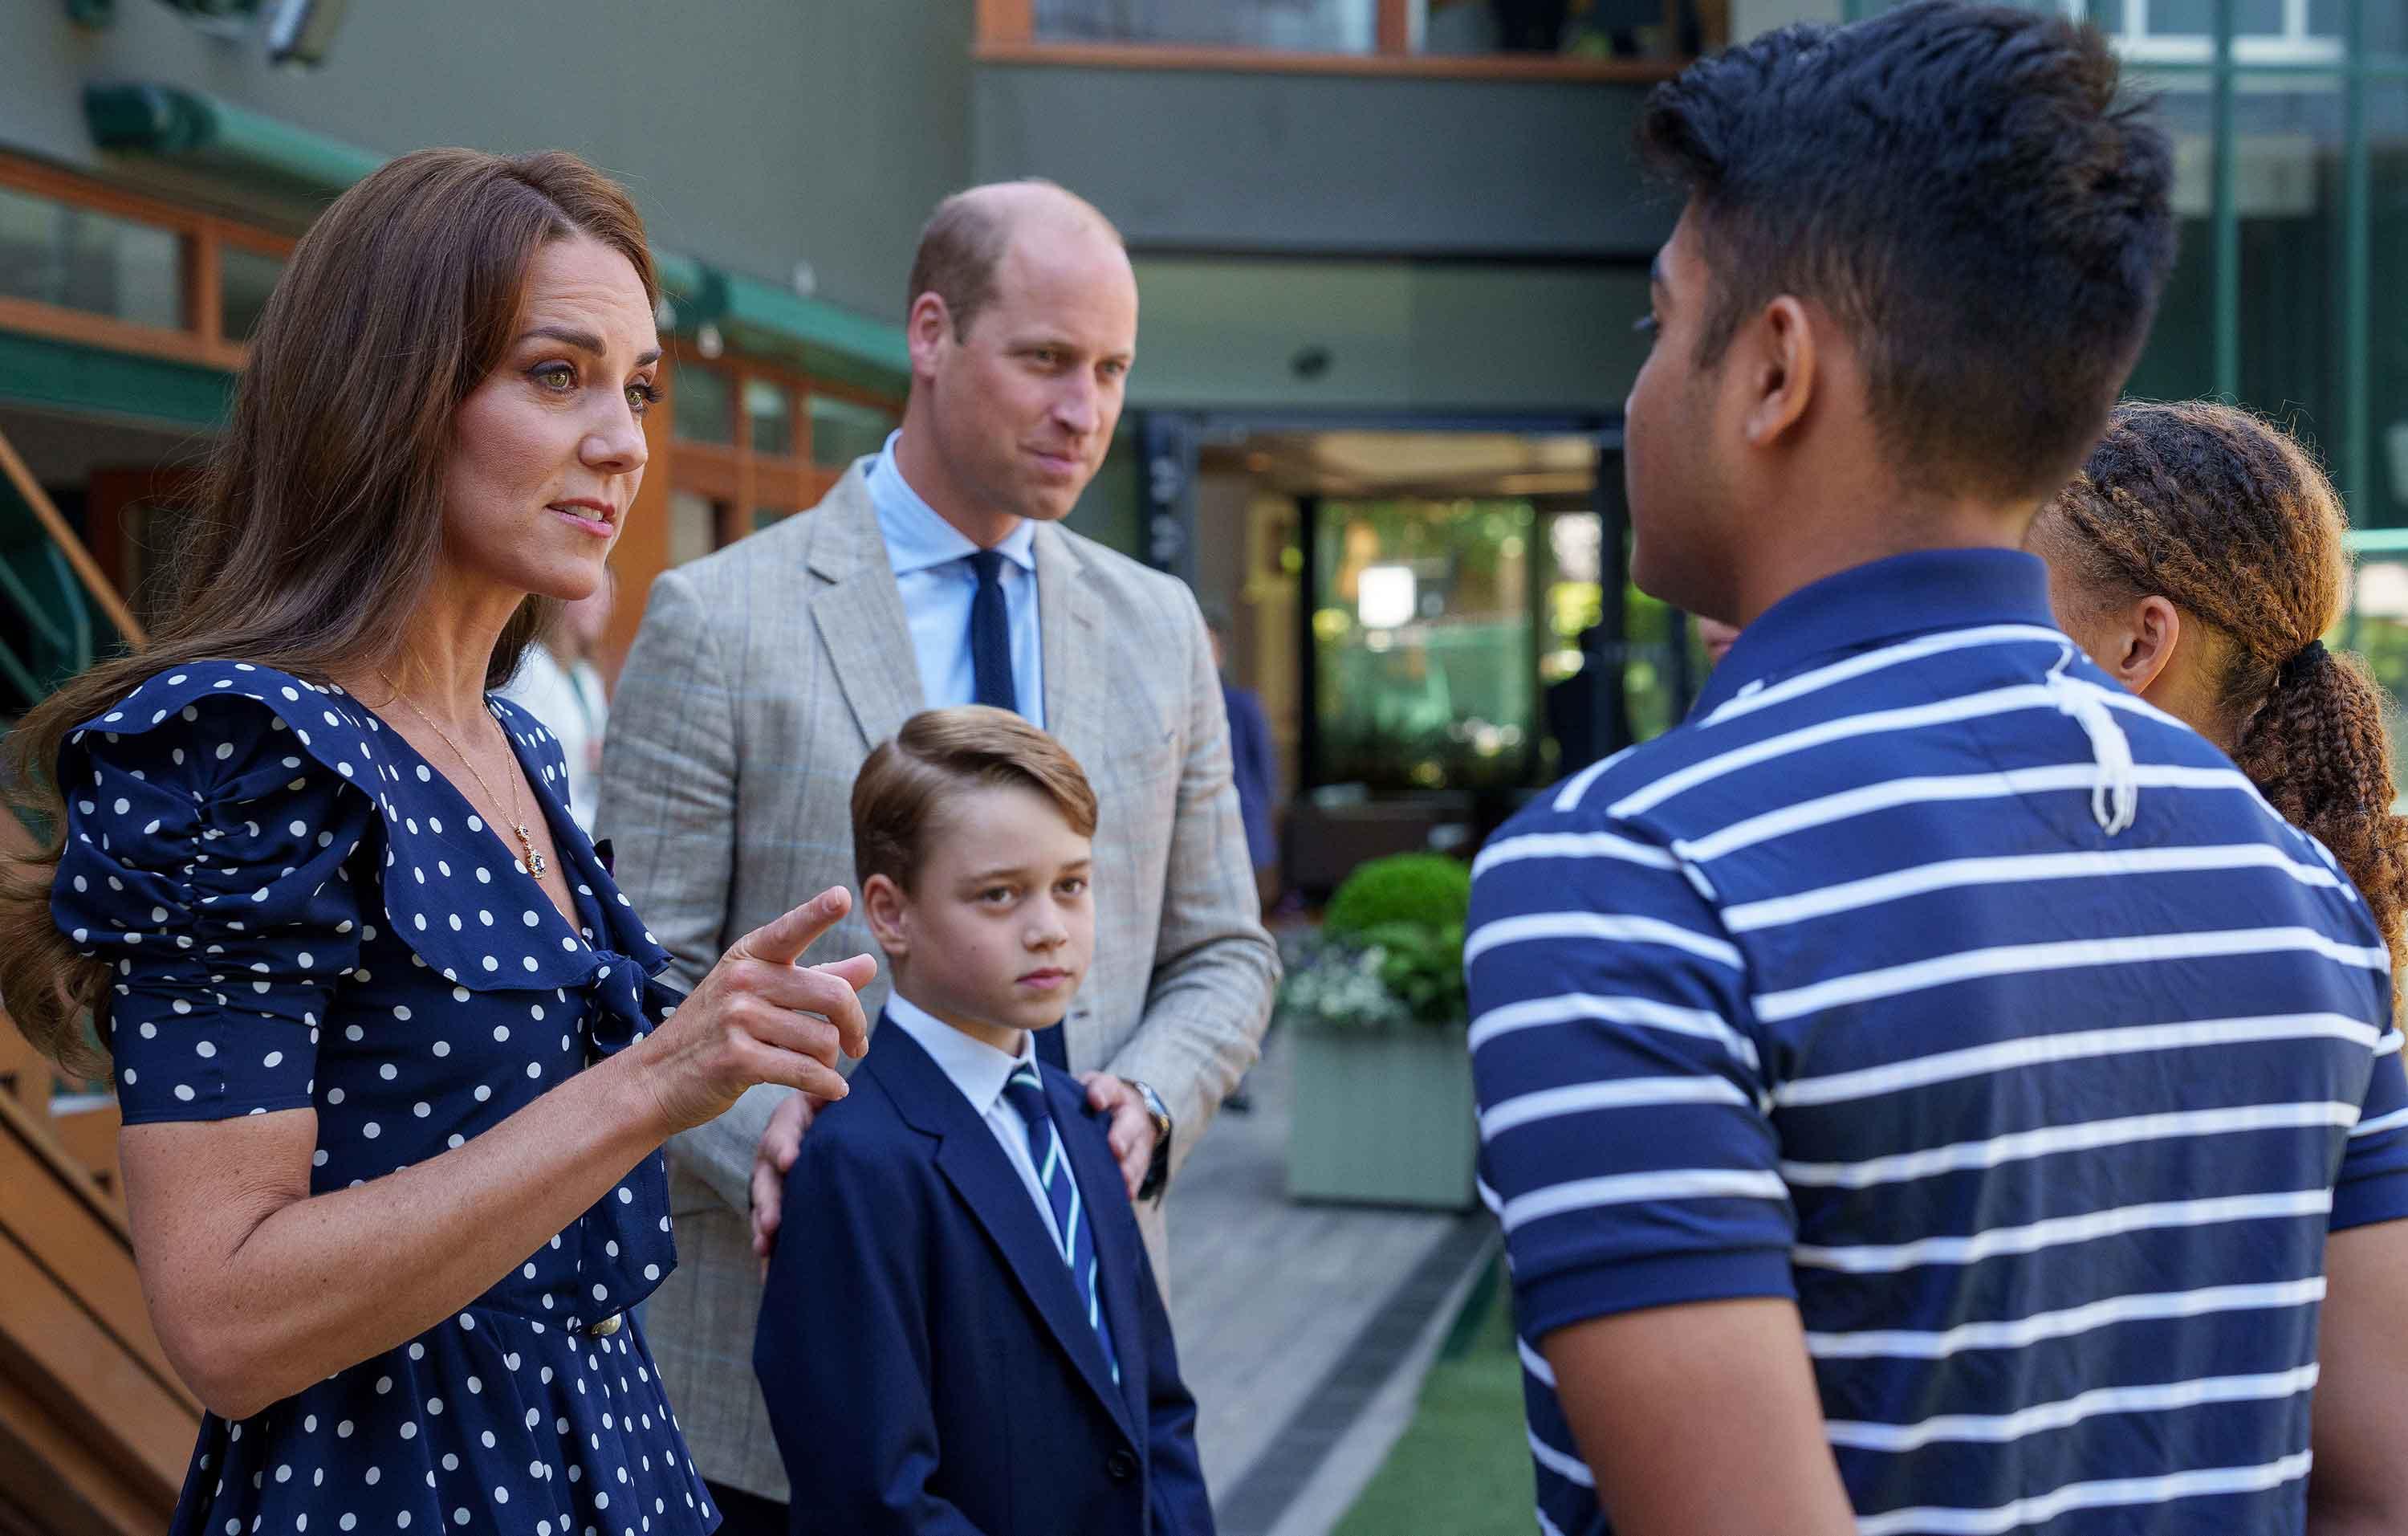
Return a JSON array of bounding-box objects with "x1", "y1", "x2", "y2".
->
[{"x1": 1106, "y1": 1448, "x2": 1137, "y2": 1483}]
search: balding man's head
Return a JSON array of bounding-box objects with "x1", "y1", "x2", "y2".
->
[
  {"x1": 895, "y1": 180, "x2": 1136, "y2": 533},
  {"x1": 906, "y1": 180, "x2": 1125, "y2": 340}
]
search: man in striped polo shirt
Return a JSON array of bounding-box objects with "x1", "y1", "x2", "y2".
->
[{"x1": 1467, "y1": 5, "x2": 2408, "y2": 1534}]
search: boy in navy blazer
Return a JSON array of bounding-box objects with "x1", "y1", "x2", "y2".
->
[{"x1": 754, "y1": 706, "x2": 1214, "y2": 1535}]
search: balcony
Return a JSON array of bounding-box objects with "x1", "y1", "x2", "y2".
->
[
  {"x1": 970, "y1": 2, "x2": 1686, "y2": 260},
  {"x1": 976, "y1": 0, "x2": 1727, "y2": 81}
]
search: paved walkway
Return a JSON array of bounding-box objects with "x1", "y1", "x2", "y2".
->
[{"x1": 1165, "y1": 1025, "x2": 1497, "y2": 1535}]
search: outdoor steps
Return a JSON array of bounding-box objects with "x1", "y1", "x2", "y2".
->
[{"x1": 0, "y1": 817, "x2": 199, "y2": 1534}]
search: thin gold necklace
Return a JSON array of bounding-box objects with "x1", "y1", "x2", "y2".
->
[{"x1": 375, "y1": 670, "x2": 549, "y2": 878}]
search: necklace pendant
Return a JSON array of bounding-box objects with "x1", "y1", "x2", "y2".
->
[{"x1": 515, "y1": 824, "x2": 547, "y2": 878}]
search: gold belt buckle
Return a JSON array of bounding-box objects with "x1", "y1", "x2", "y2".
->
[{"x1": 588, "y1": 1311, "x2": 623, "y2": 1338}]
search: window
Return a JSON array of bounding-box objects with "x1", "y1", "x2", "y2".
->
[
  {"x1": 985, "y1": 0, "x2": 1714, "y2": 76},
  {"x1": 0, "y1": 185, "x2": 184, "y2": 331},
  {"x1": 809, "y1": 393, "x2": 899, "y2": 470},
  {"x1": 662, "y1": 350, "x2": 901, "y2": 561},
  {"x1": 744, "y1": 379, "x2": 793, "y2": 458},
  {"x1": 0, "y1": 152, "x2": 298, "y2": 368},
  {"x1": 1038, "y1": 0, "x2": 1380, "y2": 51},
  {"x1": 1311, "y1": 498, "x2": 1538, "y2": 789},
  {"x1": 2084, "y1": 0, "x2": 2348, "y2": 66},
  {"x1": 218, "y1": 243, "x2": 287, "y2": 344},
  {"x1": 667, "y1": 490, "x2": 724, "y2": 569},
  {"x1": 672, "y1": 365, "x2": 736, "y2": 446}
]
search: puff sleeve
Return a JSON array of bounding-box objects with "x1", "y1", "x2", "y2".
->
[{"x1": 54, "y1": 689, "x2": 374, "y2": 1124}]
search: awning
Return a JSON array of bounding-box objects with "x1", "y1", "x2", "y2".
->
[
  {"x1": 79, "y1": 83, "x2": 907, "y2": 390},
  {"x1": 83, "y1": 81, "x2": 384, "y2": 198},
  {"x1": 668, "y1": 265, "x2": 909, "y2": 394}
]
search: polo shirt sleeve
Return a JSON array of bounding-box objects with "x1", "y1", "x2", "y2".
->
[
  {"x1": 2332, "y1": 980, "x2": 2408, "y2": 1232},
  {"x1": 1467, "y1": 803, "x2": 1792, "y2": 1343}
]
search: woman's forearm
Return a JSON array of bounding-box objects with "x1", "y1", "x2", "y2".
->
[
  {"x1": 127, "y1": 892, "x2": 870, "y2": 1421},
  {"x1": 125, "y1": 1050, "x2": 673, "y2": 1420}
]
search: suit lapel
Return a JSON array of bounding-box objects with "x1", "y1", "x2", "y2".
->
[
  {"x1": 1034, "y1": 525, "x2": 1113, "y2": 1069},
  {"x1": 1050, "y1": 1071, "x2": 1149, "y2": 1433},
  {"x1": 1034, "y1": 524, "x2": 1108, "y2": 775},
  {"x1": 872, "y1": 1021, "x2": 1139, "y2": 1443},
  {"x1": 806, "y1": 471, "x2": 923, "y2": 749}
]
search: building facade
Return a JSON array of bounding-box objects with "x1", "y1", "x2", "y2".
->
[
  {"x1": 6, "y1": 0, "x2": 2402, "y2": 874},
  {"x1": 1, "y1": 2, "x2": 2402, "y2": 1529}
]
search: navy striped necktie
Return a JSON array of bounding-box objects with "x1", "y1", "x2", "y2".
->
[
  {"x1": 964, "y1": 548, "x2": 1066, "y2": 1073},
  {"x1": 967, "y1": 548, "x2": 1017, "y2": 715},
  {"x1": 1001, "y1": 1064, "x2": 1120, "y2": 1384}
]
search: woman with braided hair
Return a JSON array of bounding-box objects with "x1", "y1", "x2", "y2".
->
[{"x1": 2025, "y1": 399, "x2": 2408, "y2": 962}]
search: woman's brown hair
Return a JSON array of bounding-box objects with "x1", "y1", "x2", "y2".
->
[
  {"x1": 0, "y1": 148, "x2": 657, "y2": 1075},
  {"x1": 2035, "y1": 400, "x2": 2408, "y2": 965}
]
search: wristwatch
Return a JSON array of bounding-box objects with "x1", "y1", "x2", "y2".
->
[{"x1": 1126, "y1": 1078, "x2": 1173, "y2": 1202}]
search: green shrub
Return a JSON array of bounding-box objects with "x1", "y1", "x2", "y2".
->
[
  {"x1": 1355, "y1": 919, "x2": 1469, "y2": 1029},
  {"x1": 1324, "y1": 854, "x2": 1472, "y2": 941},
  {"x1": 1274, "y1": 921, "x2": 1470, "y2": 1033},
  {"x1": 1279, "y1": 854, "x2": 1474, "y2": 1033}
]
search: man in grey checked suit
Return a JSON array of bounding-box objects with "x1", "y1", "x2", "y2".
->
[{"x1": 599, "y1": 181, "x2": 1279, "y2": 1528}]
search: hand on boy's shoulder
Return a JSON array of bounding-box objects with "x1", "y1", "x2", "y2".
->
[
  {"x1": 1076, "y1": 1069, "x2": 1161, "y2": 1202},
  {"x1": 753, "y1": 1083, "x2": 910, "y2": 1281},
  {"x1": 751, "y1": 1088, "x2": 832, "y2": 1271}
]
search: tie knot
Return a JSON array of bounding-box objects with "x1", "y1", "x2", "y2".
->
[
  {"x1": 970, "y1": 548, "x2": 1010, "y2": 585},
  {"x1": 1002, "y1": 1064, "x2": 1049, "y2": 1123}
]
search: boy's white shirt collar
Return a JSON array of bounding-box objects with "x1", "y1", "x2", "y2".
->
[
  {"x1": 883, "y1": 992, "x2": 1073, "y2": 1255},
  {"x1": 884, "y1": 991, "x2": 1039, "y2": 1119}
]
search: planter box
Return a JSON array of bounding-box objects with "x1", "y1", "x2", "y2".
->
[{"x1": 1287, "y1": 1025, "x2": 1479, "y2": 1211}]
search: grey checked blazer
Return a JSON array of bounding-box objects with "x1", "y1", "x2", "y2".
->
[{"x1": 596, "y1": 465, "x2": 1279, "y2": 1501}]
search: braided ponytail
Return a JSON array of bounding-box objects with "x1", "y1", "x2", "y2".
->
[
  {"x1": 2231, "y1": 640, "x2": 2408, "y2": 960},
  {"x1": 2036, "y1": 401, "x2": 2408, "y2": 968}
]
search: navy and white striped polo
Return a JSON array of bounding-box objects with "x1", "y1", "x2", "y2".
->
[{"x1": 1466, "y1": 548, "x2": 2408, "y2": 1536}]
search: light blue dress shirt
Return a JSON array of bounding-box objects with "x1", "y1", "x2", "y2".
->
[{"x1": 866, "y1": 431, "x2": 1045, "y2": 728}]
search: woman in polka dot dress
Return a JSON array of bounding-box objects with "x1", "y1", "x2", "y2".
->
[{"x1": 0, "y1": 150, "x2": 873, "y2": 1536}]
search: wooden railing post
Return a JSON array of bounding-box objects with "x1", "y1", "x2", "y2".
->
[
  {"x1": 977, "y1": 0, "x2": 1034, "y2": 46},
  {"x1": 0, "y1": 423, "x2": 147, "y2": 650}
]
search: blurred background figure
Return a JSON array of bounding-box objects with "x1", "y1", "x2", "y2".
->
[
  {"x1": 498, "y1": 568, "x2": 615, "y2": 835},
  {"x1": 1208, "y1": 604, "x2": 1283, "y2": 915},
  {"x1": 1695, "y1": 615, "x2": 1739, "y2": 668}
]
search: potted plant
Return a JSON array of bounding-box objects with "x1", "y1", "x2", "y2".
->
[{"x1": 1282, "y1": 853, "x2": 1478, "y2": 1211}]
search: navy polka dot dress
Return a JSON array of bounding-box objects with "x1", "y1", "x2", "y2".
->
[{"x1": 53, "y1": 660, "x2": 720, "y2": 1536}]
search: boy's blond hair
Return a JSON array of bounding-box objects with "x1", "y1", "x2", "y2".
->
[{"x1": 851, "y1": 706, "x2": 1100, "y2": 892}]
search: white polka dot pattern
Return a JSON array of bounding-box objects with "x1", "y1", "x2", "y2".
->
[{"x1": 56, "y1": 662, "x2": 706, "y2": 1536}]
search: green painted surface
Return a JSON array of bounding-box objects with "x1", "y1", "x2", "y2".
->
[
  {"x1": 2342, "y1": 0, "x2": 2374, "y2": 528},
  {"x1": 652, "y1": 248, "x2": 711, "y2": 306},
  {"x1": 0, "y1": 483, "x2": 120, "y2": 716},
  {"x1": 1332, "y1": 1262, "x2": 1531, "y2": 1536},
  {"x1": 84, "y1": 81, "x2": 384, "y2": 197},
  {"x1": 71, "y1": 85, "x2": 902, "y2": 391},
  {"x1": 2348, "y1": 528, "x2": 2408, "y2": 556},
  {"x1": 2210, "y1": 0, "x2": 2241, "y2": 401},
  {"x1": 0, "y1": 330, "x2": 232, "y2": 427},
  {"x1": 1287, "y1": 1029, "x2": 1479, "y2": 1210},
  {"x1": 711, "y1": 267, "x2": 909, "y2": 393}
]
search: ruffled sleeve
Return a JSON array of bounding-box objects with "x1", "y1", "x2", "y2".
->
[{"x1": 55, "y1": 676, "x2": 375, "y2": 1124}]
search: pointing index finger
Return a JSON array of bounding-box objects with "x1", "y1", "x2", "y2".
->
[{"x1": 737, "y1": 886, "x2": 852, "y2": 968}]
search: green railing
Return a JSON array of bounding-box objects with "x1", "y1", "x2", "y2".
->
[
  {"x1": 0, "y1": 464, "x2": 132, "y2": 844},
  {"x1": 0, "y1": 541, "x2": 94, "y2": 707}
]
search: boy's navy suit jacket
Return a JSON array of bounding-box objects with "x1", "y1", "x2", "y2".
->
[{"x1": 753, "y1": 1013, "x2": 1214, "y2": 1535}]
